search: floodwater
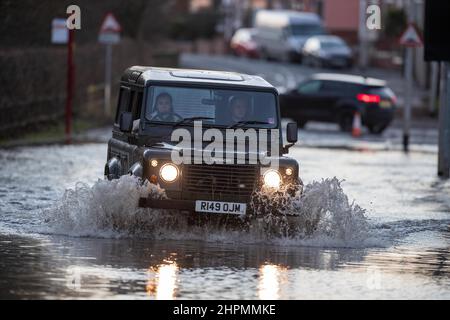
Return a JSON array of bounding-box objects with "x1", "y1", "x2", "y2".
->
[{"x1": 0, "y1": 129, "x2": 449, "y2": 299}]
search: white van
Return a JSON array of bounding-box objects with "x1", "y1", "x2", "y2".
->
[{"x1": 253, "y1": 10, "x2": 325, "y2": 63}]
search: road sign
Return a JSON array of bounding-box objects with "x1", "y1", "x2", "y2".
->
[
  {"x1": 399, "y1": 23, "x2": 423, "y2": 47},
  {"x1": 98, "y1": 13, "x2": 121, "y2": 117},
  {"x1": 98, "y1": 13, "x2": 121, "y2": 44},
  {"x1": 51, "y1": 18, "x2": 68, "y2": 44}
]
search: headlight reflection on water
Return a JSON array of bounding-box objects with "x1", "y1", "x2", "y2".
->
[
  {"x1": 258, "y1": 264, "x2": 287, "y2": 300},
  {"x1": 146, "y1": 261, "x2": 178, "y2": 300}
]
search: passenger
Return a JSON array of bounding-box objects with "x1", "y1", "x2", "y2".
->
[{"x1": 150, "y1": 92, "x2": 182, "y2": 122}]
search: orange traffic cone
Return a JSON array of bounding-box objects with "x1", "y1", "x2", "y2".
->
[{"x1": 352, "y1": 112, "x2": 362, "y2": 137}]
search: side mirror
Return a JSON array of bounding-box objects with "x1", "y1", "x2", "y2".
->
[
  {"x1": 119, "y1": 112, "x2": 133, "y2": 133},
  {"x1": 286, "y1": 122, "x2": 298, "y2": 143}
]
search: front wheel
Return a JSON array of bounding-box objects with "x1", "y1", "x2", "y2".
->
[
  {"x1": 338, "y1": 113, "x2": 354, "y2": 132},
  {"x1": 248, "y1": 178, "x2": 304, "y2": 237},
  {"x1": 250, "y1": 178, "x2": 303, "y2": 216}
]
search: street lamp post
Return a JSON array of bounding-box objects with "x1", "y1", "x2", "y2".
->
[{"x1": 438, "y1": 62, "x2": 450, "y2": 178}]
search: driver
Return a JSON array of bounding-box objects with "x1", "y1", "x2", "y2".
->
[
  {"x1": 229, "y1": 95, "x2": 250, "y2": 123},
  {"x1": 150, "y1": 92, "x2": 182, "y2": 122}
]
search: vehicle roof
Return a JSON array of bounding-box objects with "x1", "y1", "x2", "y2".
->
[
  {"x1": 122, "y1": 66, "x2": 275, "y2": 90},
  {"x1": 231, "y1": 28, "x2": 256, "y2": 41},
  {"x1": 311, "y1": 73, "x2": 387, "y2": 86},
  {"x1": 255, "y1": 10, "x2": 321, "y2": 27},
  {"x1": 234, "y1": 28, "x2": 256, "y2": 35}
]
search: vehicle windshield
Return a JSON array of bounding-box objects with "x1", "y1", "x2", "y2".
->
[
  {"x1": 321, "y1": 40, "x2": 346, "y2": 49},
  {"x1": 145, "y1": 86, "x2": 278, "y2": 128},
  {"x1": 289, "y1": 23, "x2": 324, "y2": 36}
]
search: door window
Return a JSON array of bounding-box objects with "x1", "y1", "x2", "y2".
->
[
  {"x1": 131, "y1": 91, "x2": 143, "y2": 120},
  {"x1": 115, "y1": 87, "x2": 131, "y2": 123},
  {"x1": 298, "y1": 80, "x2": 321, "y2": 94},
  {"x1": 320, "y1": 81, "x2": 350, "y2": 94}
]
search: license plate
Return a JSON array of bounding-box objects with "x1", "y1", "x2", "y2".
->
[
  {"x1": 195, "y1": 200, "x2": 247, "y2": 215},
  {"x1": 380, "y1": 100, "x2": 392, "y2": 108}
]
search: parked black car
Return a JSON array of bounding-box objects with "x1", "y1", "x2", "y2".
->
[{"x1": 279, "y1": 73, "x2": 397, "y2": 134}]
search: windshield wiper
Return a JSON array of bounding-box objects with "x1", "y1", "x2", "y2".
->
[
  {"x1": 174, "y1": 117, "x2": 214, "y2": 127},
  {"x1": 227, "y1": 121, "x2": 270, "y2": 129}
]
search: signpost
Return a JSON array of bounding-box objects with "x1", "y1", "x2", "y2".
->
[
  {"x1": 399, "y1": 23, "x2": 423, "y2": 153},
  {"x1": 98, "y1": 13, "x2": 121, "y2": 117},
  {"x1": 51, "y1": 18, "x2": 74, "y2": 144}
]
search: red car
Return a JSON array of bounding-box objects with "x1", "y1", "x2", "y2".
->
[{"x1": 230, "y1": 28, "x2": 259, "y2": 58}]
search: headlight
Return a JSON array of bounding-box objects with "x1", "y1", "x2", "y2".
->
[
  {"x1": 319, "y1": 51, "x2": 329, "y2": 58},
  {"x1": 285, "y1": 167, "x2": 293, "y2": 176},
  {"x1": 263, "y1": 170, "x2": 282, "y2": 189},
  {"x1": 159, "y1": 163, "x2": 179, "y2": 183},
  {"x1": 150, "y1": 159, "x2": 158, "y2": 167}
]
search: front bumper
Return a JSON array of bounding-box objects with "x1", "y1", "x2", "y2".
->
[
  {"x1": 138, "y1": 197, "x2": 253, "y2": 215},
  {"x1": 363, "y1": 107, "x2": 395, "y2": 126},
  {"x1": 139, "y1": 183, "x2": 302, "y2": 214},
  {"x1": 139, "y1": 198, "x2": 196, "y2": 210},
  {"x1": 323, "y1": 56, "x2": 353, "y2": 68}
]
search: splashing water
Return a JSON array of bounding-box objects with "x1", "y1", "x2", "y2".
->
[
  {"x1": 39, "y1": 175, "x2": 371, "y2": 247},
  {"x1": 249, "y1": 179, "x2": 369, "y2": 246},
  {"x1": 40, "y1": 176, "x2": 170, "y2": 238}
]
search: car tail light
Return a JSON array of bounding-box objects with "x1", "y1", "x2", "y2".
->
[{"x1": 357, "y1": 93, "x2": 381, "y2": 104}]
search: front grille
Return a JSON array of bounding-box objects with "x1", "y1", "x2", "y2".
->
[{"x1": 183, "y1": 164, "x2": 258, "y2": 200}]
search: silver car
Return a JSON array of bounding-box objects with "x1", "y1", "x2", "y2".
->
[{"x1": 302, "y1": 35, "x2": 353, "y2": 69}]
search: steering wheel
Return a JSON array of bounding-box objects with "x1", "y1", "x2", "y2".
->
[{"x1": 172, "y1": 112, "x2": 183, "y2": 121}]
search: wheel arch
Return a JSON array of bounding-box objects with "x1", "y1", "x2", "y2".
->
[
  {"x1": 104, "y1": 157, "x2": 121, "y2": 180},
  {"x1": 128, "y1": 162, "x2": 143, "y2": 179}
]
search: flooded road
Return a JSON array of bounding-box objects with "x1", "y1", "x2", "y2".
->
[{"x1": 1, "y1": 132, "x2": 449, "y2": 299}]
